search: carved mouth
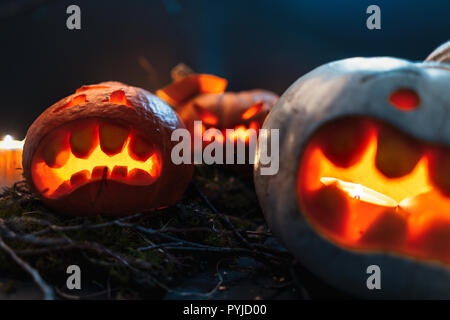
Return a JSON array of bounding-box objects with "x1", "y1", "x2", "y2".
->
[
  {"x1": 297, "y1": 116, "x2": 450, "y2": 265},
  {"x1": 31, "y1": 119, "x2": 162, "y2": 199},
  {"x1": 195, "y1": 121, "x2": 260, "y2": 144}
]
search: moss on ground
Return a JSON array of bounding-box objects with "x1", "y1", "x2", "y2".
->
[{"x1": 0, "y1": 166, "x2": 284, "y2": 299}]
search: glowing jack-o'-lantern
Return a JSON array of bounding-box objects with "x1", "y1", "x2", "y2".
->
[
  {"x1": 157, "y1": 73, "x2": 278, "y2": 152},
  {"x1": 23, "y1": 82, "x2": 193, "y2": 216},
  {"x1": 254, "y1": 42, "x2": 450, "y2": 298}
]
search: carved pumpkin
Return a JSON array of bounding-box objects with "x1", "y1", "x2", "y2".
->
[
  {"x1": 254, "y1": 42, "x2": 450, "y2": 298},
  {"x1": 23, "y1": 82, "x2": 193, "y2": 216},
  {"x1": 157, "y1": 73, "x2": 278, "y2": 154}
]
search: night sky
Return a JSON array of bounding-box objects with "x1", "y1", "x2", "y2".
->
[{"x1": 0, "y1": 0, "x2": 449, "y2": 138}]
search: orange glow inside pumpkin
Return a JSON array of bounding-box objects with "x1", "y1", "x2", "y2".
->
[
  {"x1": 194, "y1": 121, "x2": 260, "y2": 145},
  {"x1": 109, "y1": 90, "x2": 134, "y2": 108},
  {"x1": 241, "y1": 102, "x2": 263, "y2": 120},
  {"x1": 76, "y1": 85, "x2": 110, "y2": 93},
  {"x1": 199, "y1": 109, "x2": 219, "y2": 126},
  {"x1": 227, "y1": 122, "x2": 259, "y2": 143},
  {"x1": 297, "y1": 117, "x2": 450, "y2": 265},
  {"x1": 31, "y1": 119, "x2": 162, "y2": 199},
  {"x1": 54, "y1": 94, "x2": 87, "y2": 113},
  {"x1": 389, "y1": 88, "x2": 420, "y2": 111}
]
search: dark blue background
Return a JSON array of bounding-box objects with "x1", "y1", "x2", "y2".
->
[{"x1": 0, "y1": 0, "x2": 449, "y2": 138}]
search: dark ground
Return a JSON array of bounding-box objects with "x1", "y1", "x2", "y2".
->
[{"x1": 0, "y1": 165, "x2": 350, "y2": 300}]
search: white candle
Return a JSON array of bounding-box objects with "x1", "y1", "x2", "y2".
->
[
  {"x1": 320, "y1": 176, "x2": 399, "y2": 208},
  {"x1": 0, "y1": 135, "x2": 25, "y2": 189}
]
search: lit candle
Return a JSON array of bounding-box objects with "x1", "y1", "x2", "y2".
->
[
  {"x1": 0, "y1": 135, "x2": 25, "y2": 189},
  {"x1": 320, "y1": 177, "x2": 398, "y2": 207}
]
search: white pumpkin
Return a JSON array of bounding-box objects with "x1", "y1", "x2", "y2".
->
[{"x1": 254, "y1": 42, "x2": 450, "y2": 298}]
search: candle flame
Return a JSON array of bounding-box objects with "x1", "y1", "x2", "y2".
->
[
  {"x1": 0, "y1": 135, "x2": 24, "y2": 150},
  {"x1": 320, "y1": 177, "x2": 399, "y2": 207}
]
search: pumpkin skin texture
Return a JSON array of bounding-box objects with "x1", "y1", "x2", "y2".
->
[
  {"x1": 254, "y1": 44, "x2": 450, "y2": 298},
  {"x1": 23, "y1": 82, "x2": 193, "y2": 216}
]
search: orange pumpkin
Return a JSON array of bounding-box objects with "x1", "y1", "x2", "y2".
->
[
  {"x1": 23, "y1": 81, "x2": 193, "y2": 216},
  {"x1": 157, "y1": 73, "x2": 278, "y2": 152},
  {"x1": 255, "y1": 42, "x2": 450, "y2": 298}
]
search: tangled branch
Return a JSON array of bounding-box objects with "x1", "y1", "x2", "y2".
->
[{"x1": 0, "y1": 170, "x2": 307, "y2": 300}]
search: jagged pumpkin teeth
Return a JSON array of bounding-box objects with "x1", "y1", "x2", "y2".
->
[
  {"x1": 317, "y1": 118, "x2": 372, "y2": 168},
  {"x1": 70, "y1": 124, "x2": 97, "y2": 158},
  {"x1": 99, "y1": 122, "x2": 129, "y2": 155},
  {"x1": 128, "y1": 135, "x2": 154, "y2": 162},
  {"x1": 53, "y1": 181, "x2": 71, "y2": 198},
  {"x1": 428, "y1": 148, "x2": 450, "y2": 196},
  {"x1": 359, "y1": 210, "x2": 407, "y2": 248},
  {"x1": 42, "y1": 132, "x2": 70, "y2": 168},
  {"x1": 70, "y1": 170, "x2": 90, "y2": 187},
  {"x1": 91, "y1": 166, "x2": 110, "y2": 179},
  {"x1": 128, "y1": 168, "x2": 153, "y2": 184},
  {"x1": 111, "y1": 166, "x2": 128, "y2": 179},
  {"x1": 249, "y1": 121, "x2": 259, "y2": 131},
  {"x1": 415, "y1": 220, "x2": 450, "y2": 263},
  {"x1": 375, "y1": 126, "x2": 422, "y2": 178},
  {"x1": 307, "y1": 184, "x2": 349, "y2": 235}
]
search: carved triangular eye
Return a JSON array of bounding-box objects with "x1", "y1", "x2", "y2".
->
[
  {"x1": 76, "y1": 85, "x2": 110, "y2": 93},
  {"x1": 109, "y1": 90, "x2": 134, "y2": 108},
  {"x1": 193, "y1": 104, "x2": 218, "y2": 125},
  {"x1": 53, "y1": 94, "x2": 87, "y2": 113},
  {"x1": 389, "y1": 88, "x2": 420, "y2": 111},
  {"x1": 241, "y1": 102, "x2": 263, "y2": 120}
]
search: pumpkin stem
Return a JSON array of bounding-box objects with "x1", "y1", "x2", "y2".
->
[
  {"x1": 425, "y1": 41, "x2": 450, "y2": 64},
  {"x1": 171, "y1": 63, "x2": 194, "y2": 81}
]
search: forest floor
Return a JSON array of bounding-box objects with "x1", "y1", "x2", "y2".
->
[{"x1": 0, "y1": 165, "x2": 349, "y2": 300}]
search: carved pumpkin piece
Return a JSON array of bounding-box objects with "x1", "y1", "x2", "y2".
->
[
  {"x1": 298, "y1": 116, "x2": 450, "y2": 264},
  {"x1": 31, "y1": 119, "x2": 162, "y2": 199}
]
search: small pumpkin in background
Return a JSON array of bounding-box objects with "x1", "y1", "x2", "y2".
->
[
  {"x1": 254, "y1": 42, "x2": 450, "y2": 298},
  {"x1": 157, "y1": 65, "x2": 278, "y2": 171},
  {"x1": 23, "y1": 81, "x2": 193, "y2": 216}
]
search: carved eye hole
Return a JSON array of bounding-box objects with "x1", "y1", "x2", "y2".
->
[
  {"x1": 242, "y1": 102, "x2": 263, "y2": 120},
  {"x1": 76, "y1": 85, "x2": 110, "y2": 93},
  {"x1": 193, "y1": 104, "x2": 218, "y2": 125},
  {"x1": 54, "y1": 95, "x2": 87, "y2": 113},
  {"x1": 389, "y1": 88, "x2": 420, "y2": 111},
  {"x1": 109, "y1": 90, "x2": 134, "y2": 108}
]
